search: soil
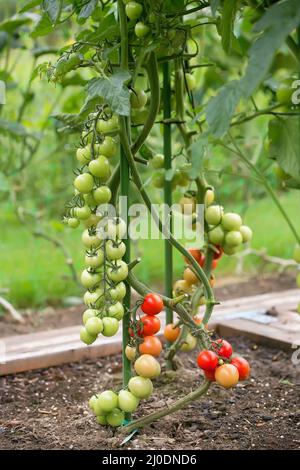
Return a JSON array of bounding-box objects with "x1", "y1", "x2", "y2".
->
[
  {"x1": 0, "y1": 336, "x2": 299, "y2": 450},
  {"x1": 0, "y1": 272, "x2": 297, "y2": 338}
]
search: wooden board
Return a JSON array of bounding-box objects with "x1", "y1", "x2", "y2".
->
[{"x1": 0, "y1": 289, "x2": 299, "y2": 376}]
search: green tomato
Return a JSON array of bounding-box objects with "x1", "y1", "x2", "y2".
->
[
  {"x1": 109, "y1": 282, "x2": 127, "y2": 301},
  {"x1": 276, "y1": 84, "x2": 293, "y2": 105},
  {"x1": 135, "y1": 22, "x2": 150, "y2": 38},
  {"x1": 150, "y1": 154, "x2": 164, "y2": 169},
  {"x1": 221, "y1": 212, "x2": 242, "y2": 231},
  {"x1": 76, "y1": 146, "x2": 91, "y2": 165},
  {"x1": 102, "y1": 317, "x2": 119, "y2": 337},
  {"x1": 223, "y1": 244, "x2": 239, "y2": 256},
  {"x1": 74, "y1": 173, "x2": 94, "y2": 194},
  {"x1": 177, "y1": 172, "x2": 190, "y2": 188},
  {"x1": 204, "y1": 189, "x2": 215, "y2": 206},
  {"x1": 93, "y1": 186, "x2": 112, "y2": 204},
  {"x1": 105, "y1": 218, "x2": 127, "y2": 240},
  {"x1": 98, "y1": 136, "x2": 117, "y2": 159},
  {"x1": 240, "y1": 225, "x2": 253, "y2": 243},
  {"x1": 118, "y1": 390, "x2": 139, "y2": 413},
  {"x1": 125, "y1": 1, "x2": 143, "y2": 20},
  {"x1": 108, "y1": 301, "x2": 124, "y2": 321},
  {"x1": 185, "y1": 73, "x2": 196, "y2": 91},
  {"x1": 85, "y1": 250, "x2": 104, "y2": 268},
  {"x1": 96, "y1": 415, "x2": 107, "y2": 425},
  {"x1": 95, "y1": 390, "x2": 118, "y2": 413},
  {"x1": 83, "y1": 288, "x2": 105, "y2": 308},
  {"x1": 107, "y1": 260, "x2": 128, "y2": 282},
  {"x1": 88, "y1": 156, "x2": 111, "y2": 180},
  {"x1": 82, "y1": 229, "x2": 101, "y2": 248},
  {"x1": 205, "y1": 205, "x2": 223, "y2": 226},
  {"x1": 84, "y1": 214, "x2": 102, "y2": 228},
  {"x1": 88, "y1": 394, "x2": 98, "y2": 411},
  {"x1": 131, "y1": 89, "x2": 148, "y2": 109},
  {"x1": 293, "y1": 244, "x2": 300, "y2": 263},
  {"x1": 83, "y1": 192, "x2": 97, "y2": 208},
  {"x1": 105, "y1": 240, "x2": 126, "y2": 260},
  {"x1": 208, "y1": 225, "x2": 225, "y2": 245},
  {"x1": 75, "y1": 205, "x2": 91, "y2": 220},
  {"x1": 225, "y1": 230, "x2": 243, "y2": 247},
  {"x1": 82, "y1": 308, "x2": 97, "y2": 325},
  {"x1": 96, "y1": 115, "x2": 119, "y2": 135},
  {"x1": 81, "y1": 269, "x2": 102, "y2": 289},
  {"x1": 128, "y1": 376, "x2": 153, "y2": 399},
  {"x1": 131, "y1": 108, "x2": 148, "y2": 125},
  {"x1": 106, "y1": 408, "x2": 125, "y2": 427},
  {"x1": 85, "y1": 316, "x2": 103, "y2": 336},
  {"x1": 152, "y1": 173, "x2": 164, "y2": 189},
  {"x1": 68, "y1": 218, "x2": 80, "y2": 229},
  {"x1": 80, "y1": 326, "x2": 97, "y2": 345}
]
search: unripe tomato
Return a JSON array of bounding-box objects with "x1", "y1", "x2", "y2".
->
[
  {"x1": 125, "y1": 345, "x2": 137, "y2": 362},
  {"x1": 131, "y1": 89, "x2": 148, "y2": 109},
  {"x1": 221, "y1": 212, "x2": 242, "y2": 231},
  {"x1": 68, "y1": 217, "x2": 80, "y2": 228},
  {"x1": 208, "y1": 226, "x2": 225, "y2": 245},
  {"x1": 239, "y1": 225, "x2": 253, "y2": 243},
  {"x1": 76, "y1": 146, "x2": 91, "y2": 165},
  {"x1": 98, "y1": 136, "x2": 117, "y2": 158},
  {"x1": 83, "y1": 288, "x2": 104, "y2": 308},
  {"x1": 74, "y1": 173, "x2": 94, "y2": 194},
  {"x1": 96, "y1": 415, "x2": 107, "y2": 425},
  {"x1": 85, "y1": 250, "x2": 104, "y2": 268},
  {"x1": 106, "y1": 408, "x2": 125, "y2": 427},
  {"x1": 225, "y1": 230, "x2": 243, "y2": 247},
  {"x1": 93, "y1": 185, "x2": 112, "y2": 204},
  {"x1": 152, "y1": 173, "x2": 164, "y2": 188},
  {"x1": 214, "y1": 339, "x2": 233, "y2": 358},
  {"x1": 197, "y1": 350, "x2": 219, "y2": 371},
  {"x1": 205, "y1": 205, "x2": 223, "y2": 225},
  {"x1": 125, "y1": 1, "x2": 143, "y2": 20},
  {"x1": 276, "y1": 84, "x2": 293, "y2": 104},
  {"x1": 82, "y1": 308, "x2": 97, "y2": 325},
  {"x1": 215, "y1": 364, "x2": 239, "y2": 388},
  {"x1": 164, "y1": 323, "x2": 180, "y2": 342},
  {"x1": 134, "y1": 354, "x2": 161, "y2": 379},
  {"x1": 183, "y1": 267, "x2": 198, "y2": 285},
  {"x1": 131, "y1": 107, "x2": 148, "y2": 125},
  {"x1": 231, "y1": 356, "x2": 250, "y2": 381},
  {"x1": 180, "y1": 196, "x2": 196, "y2": 215},
  {"x1": 83, "y1": 192, "x2": 97, "y2": 207},
  {"x1": 85, "y1": 316, "x2": 103, "y2": 336},
  {"x1": 89, "y1": 156, "x2": 111, "y2": 180},
  {"x1": 173, "y1": 279, "x2": 192, "y2": 295},
  {"x1": 139, "y1": 335, "x2": 162, "y2": 357},
  {"x1": 84, "y1": 213, "x2": 102, "y2": 228},
  {"x1": 118, "y1": 390, "x2": 139, "y2": 413},
  {"x1": 135, "y1": 22, "x2": 150, "y2": 38},
  {"x1": 96, "y1": 390, "x2": 118, "y2": 413},
  {"x1": 141, "y1": 293, "x2": 163, "y2": 315},
  {"x1": 150, "y1": 154, "x2": 164, "y2": 169},
  {"x1": 109, "y1": 282, "x2": 126, "y2": 301},
  {"x1": 80, "y1": 326, "x2": 97, "y2": 345},
  {"x1": 96, "y1": 115, "x2": 119, "y2": 134},
  {"x1": 102, "y1": 317, "x2": 119, "y2": 337},
  {"x1": 128, "y1": 376, "x2": 153, "y2": 399},
  {"x1": 177, "y1": 171, "x2": 189, "y2": 187},
  {"x1": 80, "y1": 269, "x2": 101, "y2": 289},
  {"x1": 204, "y1": 189, "x2": 215, "y2": 206},
  {"x1": 185, "y1": 73, "x2": 196, "y2": 91},
  {"x1": 293, "y1": 244, "x2": 300, "y2": 263},
  {"x1": 108, "y1": 301, "x2": 124, "y2": 321},
  {"x1": 180, "y1": 333, "x2": 197, "y2": 352},
  {"x1": 107, "y1": 260, "x2": 128, "y2": 282},
  {"x1": 88, "y1": 394, "x2": 98, "y2": 411},
  {"x1": 105, "y1": 240, "x2": 126, "y2": 260},
  {"x1": 105, "y1": 217, "x2": 127, "y2": 240},
  {"x1": 140, "y1": 315, "x2": 161, "y2": 336},
  {"x1": 223, "y1": 244, "x2": 239, "y2": 256}
]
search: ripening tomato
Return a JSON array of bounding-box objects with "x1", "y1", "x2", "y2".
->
[
  {"x1": 139, "y1": 335, "x2": 162, "y2": 357},
  {"x1": 215, "y1": 364, "x2": 239, "y2": 388},
  {"x1": 164, "y1": 323, "x2": 180, "y2": 342},
  {"x1": 214, "y1": 339, "x2": 233, "y2": 359},
  {"x1": 197, "y1": 350, "x2": 219, "y2": 371},
  {"x1": 183, "y1": 267, "x2": 198, "y2": 285},
  {"x1": 231, "y1": 356, "x2": 250, "y2": 381},
  {"x1": 212, "y1": 245, "x2": 223, "y2": 260},
  {"x1": 85, "y1": 316, "x2": 103, "y2": 336},
  {"x1": 128, "y1": 376, "x2": 153, "y2": 399},
  {"x1": 141, "y1": 293, "x2": 163, "y2": 315},
  {"x1": 125, "y1": 345, "x2": 137, "y2": 362},
  {"x1": 134, "y1": 354, "x2": 161, "y2": 379},
  {"x1": 180, "y1": 333, "x2": 197, "y2": 352},
  {"x1": 173, "y1": 279, "x2": 192, "y2": 295},
  {"x1": 184, "y1": 248, "x2": 202, "y2": 265},
  {"x1": 140, "y1": 315, "x2": 161, "y2": 336}
]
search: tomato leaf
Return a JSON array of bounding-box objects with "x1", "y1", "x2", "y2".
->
[
  {"x1": 30, "y1": 14, "x2": 54, "y2": 38},
  {"x1": 19, "y1": 0, "x2": 40, "y2": 13},
  {"x1": 268, "y1": 116, "x2": 300, "y2": 181},
  {"x1": 0, "y1": 14, "x2": 33, "y2": 34},
  {"x1": 78, "y1": 0, "x2": 98, "y2": 20},
  {"x1": 189, "y1": 134, "x2": 208, "y2": 180},
  {"x1": 220, "y1": 0, "x2": 238, "y2": 53},
  {"x1": 86, "y1": 70, "x2": 131, "y2": 116},
  {"x1": 42, "y1": 0, "x2": 62, "y2": 24}
]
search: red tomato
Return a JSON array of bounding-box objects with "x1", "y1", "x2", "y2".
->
[
  {"x1": 214, "y1": 339, "x2": 233, "y2": 359},
  {"x1": 140, "y1": 315, "x2": 161, "y2": 336},
  {"x1": 211, "y1": 259, "x2": 218, "y2": 269},
  {"x1": 141, "y1": 293, "x2": 163, "y2": 315},
  {"x1": 139, "y1": 335, "x2": 162, "y2": 357},
  {"x1": 197, "y1": 350, "x2": 219, "y2": 371},
  {"x1": 204, "y1": 370, "x2": 216, "y2": 382},
  {"x1": 231, "y1": 356, "x2": 250, "y2": 381},
  {"x1": 164, "y1": 323, "x2": 180, "y2": 342},
  {"x1": 213, "y1": 245, "x2": 223, "y2": 260}
]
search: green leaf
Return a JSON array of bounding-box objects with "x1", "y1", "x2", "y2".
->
[
  {"x1": 86, "y1": 70, "x2": 131, "y2": 116},
  {"x1": 162, "y1": 0, "x2": 185, "y2": 13},
  {"x1": 30, "y1": 14, "x2": 54, "y2": 38},
  {"x1": 19, "y1": 0, "x2": 40, "y2": 13},
  {"x1": 221, "y1": 0, "x2": 238, "y2": 53},
  {"x1": 78, "y1": 0, "x2": 98, "y2": 20},
  {"x1": 189, "y1": 134, "x2": 208, "y2": 180},
  {"x1": 268, "y1": 116, "x2": 300, "y2": 181},
  {"x1": 42, "y1": 0, "x2": 62, "y2": 24},
  {"x1": 0, "y1": 14, "x2": 33, "y2": 34}
]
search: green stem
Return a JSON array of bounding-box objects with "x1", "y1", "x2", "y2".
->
[{"x1": 122, "y1": 380, "x2": 210, "y2": 433}]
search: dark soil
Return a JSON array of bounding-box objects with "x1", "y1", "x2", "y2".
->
[
  {"x1": 0, "y1": 272, "x2": 297, "y2": 338},
  {"x1": 0, "y1": 336, "x2": 299, "y2": 450}
]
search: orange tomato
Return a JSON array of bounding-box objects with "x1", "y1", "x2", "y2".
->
[
  {"x1": 183, "y1": 267, "x2": 198, "y2": 285},
  {"x1": 164, "y1": 323, "x2": 180, "y2": 342},
  {"x1": 215, "y1": 364, "x2": 239, "y2": 389},
  {"x1": 139, "y1": 335, "x2": 162, "y2": 357}
]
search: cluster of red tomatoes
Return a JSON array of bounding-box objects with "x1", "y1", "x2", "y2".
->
[{"x1": 197, "y1": 339, "x2": 250, "y2": 388}]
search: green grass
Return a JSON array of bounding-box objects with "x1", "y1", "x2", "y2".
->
[{"x1": 0, "y1": 192, "x2": 299, "y2": 308}]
